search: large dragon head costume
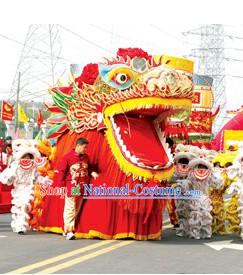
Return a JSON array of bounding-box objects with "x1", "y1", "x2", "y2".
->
[{"x1": 47, "y1": 48, "x2": 193, "y2": 181}]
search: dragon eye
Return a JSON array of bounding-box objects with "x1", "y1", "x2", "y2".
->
[
  {"x1": 99, "y1": 64, "x2": 138, "y2": 90},
  {"x1": 115, "y1": 73, "x2": 129, "y2": 84}
]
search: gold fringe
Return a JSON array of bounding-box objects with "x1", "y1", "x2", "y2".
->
[
  {"x1": 39, "y1": 226, "x2": 64, "y2": 234},
  {"x1": 38, "y1": 226, "x2": 161, "y2": 241}
]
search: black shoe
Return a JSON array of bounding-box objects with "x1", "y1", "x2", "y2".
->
[
  {"x1": 173, "y1": 224, "x2": 179, "y2": 230},
  {"x1": 17, "y1": 231, "x2": 25, "y2": 235}
]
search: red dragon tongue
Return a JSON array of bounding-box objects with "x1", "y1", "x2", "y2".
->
[{"x1": 112, "y1": 114, "x2": 169, "y2": 168}]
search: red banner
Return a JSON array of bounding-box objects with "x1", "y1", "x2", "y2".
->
[
  {"x1": 37, "y1": 109, "x2": 44, "y2": 128},
  {"x1": 188, "y1": 110, "x2": 213, "y2": 134},
  {"x1": 1, "y1": 101, "x2": 14, "y2": 121}
]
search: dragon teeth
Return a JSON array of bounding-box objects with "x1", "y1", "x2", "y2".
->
[
  {"x1": 130, "y1": 155, "x2": 138, "y2": 164},
  {"x1": 125, "y1": 150, "x2": 131, "y2": 158},
  {"x1": 121, "y1": 144, "x2": 127, "y2": 152},
  {"x1": 154, "y1": 120, "x2": 174, "y2": 162},
  {"x1": 138, "y1": 162, "x2": 146, "y2": 167},
  {"x1": 110, "y1": 116, "x2": 173, "y2": 171},
  {"x1": 115, "y1": 126, "x2": 120, "y2": 135}
]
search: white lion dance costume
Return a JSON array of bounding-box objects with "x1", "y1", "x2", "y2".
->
[
  {"x1": 171, "y1": 144, "x2": 198, "y2": 238},
  {"x1": 0, "y1": 139, "x2": 45, "y2": 234},
  {"x1": 174, "y1": 145, "x2": 223, "y2": 239}
]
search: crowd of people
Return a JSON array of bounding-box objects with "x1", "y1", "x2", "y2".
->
[{"x1": 0, "y1": 135, "x2": 243, "y2": 241}]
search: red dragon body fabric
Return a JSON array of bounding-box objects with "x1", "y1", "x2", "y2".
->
[{"x1": 36, "y1": 48, "x2": 194, "y2": 240}]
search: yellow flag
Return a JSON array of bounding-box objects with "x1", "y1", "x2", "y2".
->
[{"x1": 18, "y1": 104, "x2": 29, "y2": 123}]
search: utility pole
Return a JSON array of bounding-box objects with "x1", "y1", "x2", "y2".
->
[
  {"x1": 9, "y1": 24, "x2": 66, "y2": 103},
  {"x1": 183, "y1": 25, "x2": 226, "y2": 135},
  {"x1": 31, "y1": 101, "x2": 35, "y2": 119},
  {"x1": 15, "y1": 72, "x2": 21, "y2": 131}
]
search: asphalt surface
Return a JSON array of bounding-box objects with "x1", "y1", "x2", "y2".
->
[{"x1": 1, "y1": 213, "x2": 243, "y2": 274}]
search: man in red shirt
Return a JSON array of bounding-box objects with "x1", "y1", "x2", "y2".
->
[{"x1": 57, "y1": 138, "x2": 98, "y2": 240}]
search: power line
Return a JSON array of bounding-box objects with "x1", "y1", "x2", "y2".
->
[
  {"x1": 183, "y1": 30, "x2": 243, "y2": 40},
  {"x1": 0, "y1": 32, "x2": 71, "y2": 63},
  {"x1": 149, "y1": 24, "x2": 200, "y2": 51},
  {"x1": 21, "y1": 92, "x2": 52, "y2": 101},
  {"x1": 229, "y1": 75, "x2": 243, "y2": 79},
  {"x1": 225, "y1": 57, "x2": 243, "y2": 62},
  {"x1": 190, "y1": 53, "x2": 243, "y2": 63},
  {"x1": 191, "y1": 47, "x2": 243, "y2": 52},
  {"x1": 8, "y1": 25, "x2": 68, "y2": 102},
  {"x1": 59, "y1": 25, "x2": 114, "y2": 54},
  {"x1": 90, "y1": 24, "x2": 175, "y2": 52},
  {"x1": 150, "y1": 24, "x2": 191, "y2": 43},
  {"x1": 89, "y1": 24, "x2": 131, "y2": 42}
]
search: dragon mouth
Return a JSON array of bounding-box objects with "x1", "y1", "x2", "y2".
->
[
  {"x1": 110, "y1": 108, "x2": 174, "y2": 170},
  {"x1": 104, "y1": 97, "x2": 191, "y2": 180}
]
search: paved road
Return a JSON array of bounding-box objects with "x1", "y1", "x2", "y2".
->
[{"x1": 1, "y1": 213, "x2": 243, "y2": 274}]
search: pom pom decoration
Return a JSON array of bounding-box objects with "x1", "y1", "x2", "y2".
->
[
  {"x1": 116, "y1": 48, "x2": 151, "y2": 62},
  {"x1": 75, "y1": 63, "x2": 99, "y2": 87}
]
